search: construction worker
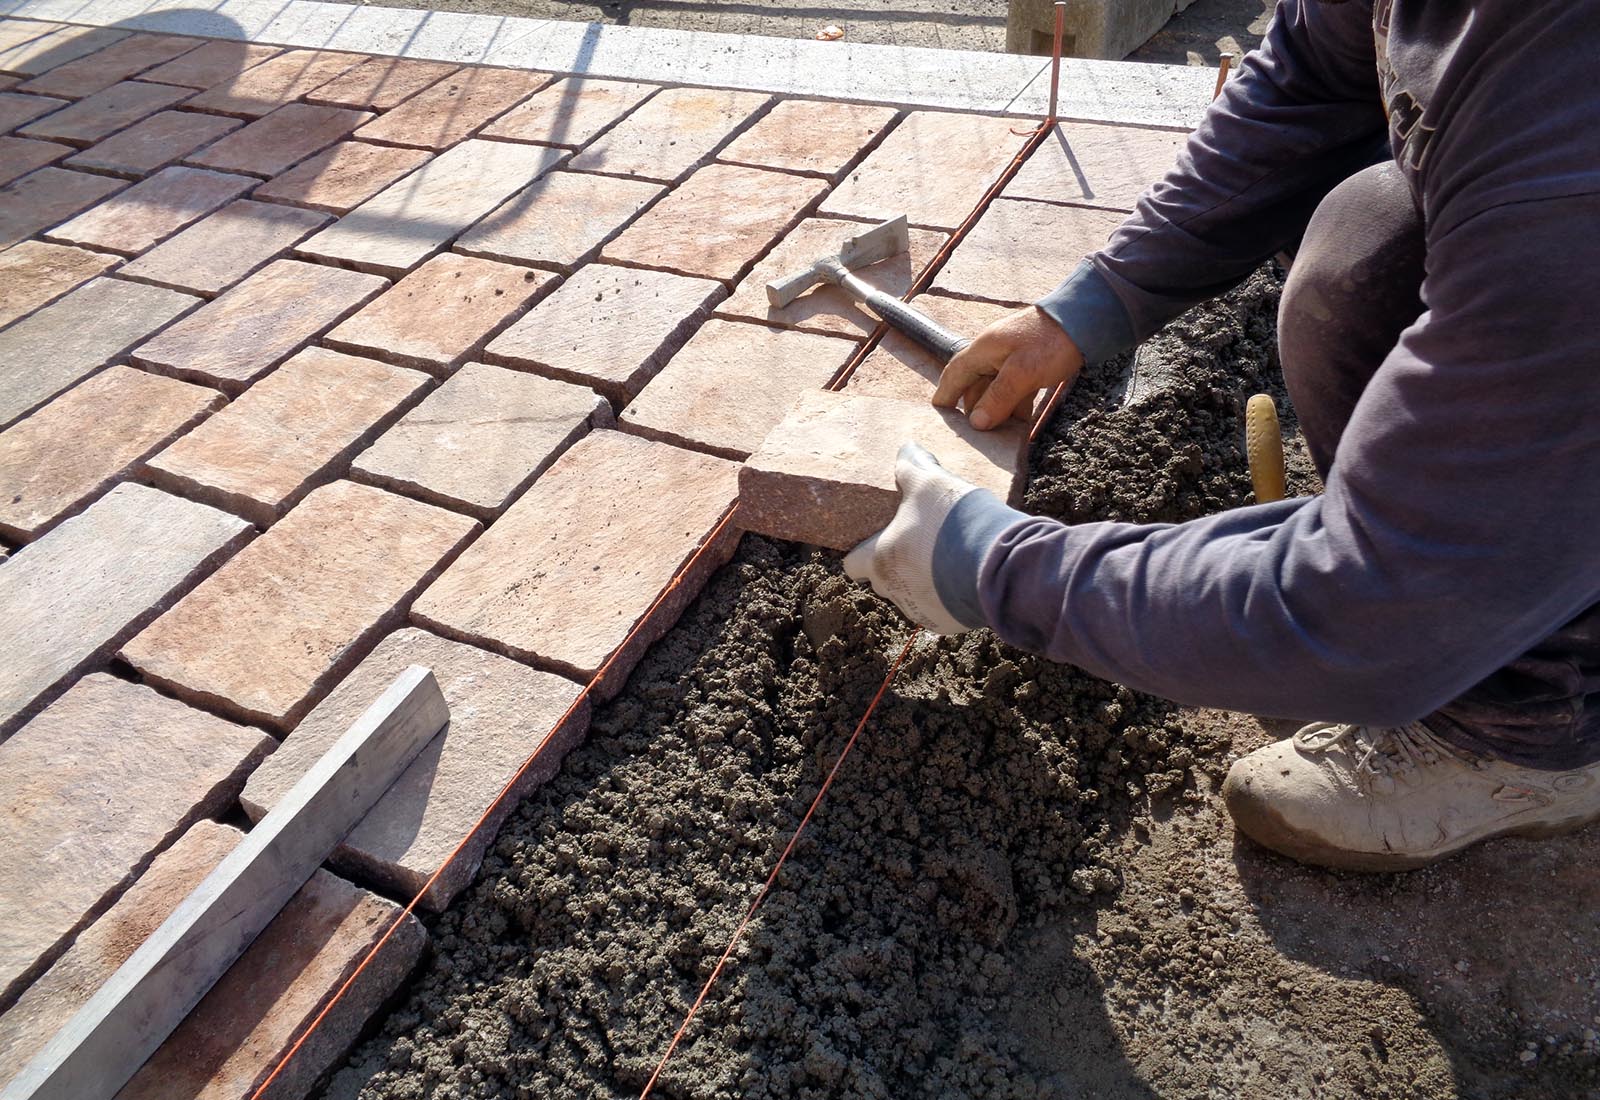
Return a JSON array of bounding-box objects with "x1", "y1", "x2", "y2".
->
[{"x1": 843, "y1": 0, "x2": 1600, "y2": 871}]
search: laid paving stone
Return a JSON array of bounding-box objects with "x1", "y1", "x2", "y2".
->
[
  {"x1": 481, "y1": 76, "x2": 657, "y2": 149},
  {"x1": 145, "y1": 347, "x2": 427, "y2": 526},
  {"x1": 1001, "y1": 120, "x2": 1186, "y2": 211},
  {"x1": 63, "y1": 109, "x2": 241, "y2": 176},
  {"x1": 0, "y1": 482, "x2": 251, "y2": 736},
  {"x1": 185, "y1": 48, "x2": 364, "y2": 117},
  {"x1": 718, "y1": 98, "x2": 898, "y2": 180},
  {"x1": 620, "y1": 318, "x2": 855, "y2": 460},
  {"x1": 0, "y1": 20, "x2": 67, "y2": 55},
  {"x1": 601, "y1": 162, "x2": 826, "y2": 282},
  {"x1": 0, "y1": 134, "x2": 69, "y2": 184},
  {"x1": 252, "y1": 139, "x2": 432, "y2": 214},
  {"x1": 353, "y1": 362, "x2": 608, "y2": 520},
  {"x1": 16, "y1": 32, "x2": 201, "y2": 98},
  {"x1": 456, "y1": 169, "x2": 663, "y2": 272},
  {"x1": 241, "y1": 627, "x2": 590, "y2": 909},
  {"x1": 0, "y1": 238, "x2": 116, "y2": 328},
  {"x1": 135, "y1": 40, "x2": 281, "y2": 90},
  {"x1": 0, "y1": 365, "x2": 223, "y2": 541},
  {"x1": 298, "y1": 139, "x2": 563, "y2": 276},
  {"x1": 0, "y1": 276, "x2": 199, "y2": 428},
  {"x1": 932, "y1": 197, "x2": 1126, "y2": 306},
  {"x1": 305, "y1": 55, "x2": 457, "y2": 110},
  {"x1": 740, "y1": 388, "x2": 1030, "y2": 550},
  {"x1": 119, "y1": 198, "x2": 332, "y2": 296},
  {"x1": 820, "y1": 110, "x2": 1030, "y2": 231},
  {"x1": 0, "y1": 676, "x2": 269, "y2": 1008},
  {"x1": 0, "y1": 24, "x2": 126, "y2": 77},
  {"x1": 483, "y1": 263, "x2": 723, "y2": 404},
  {"x1": 0, "y1": 166, "x2": 124, "y2": 249},
  {"x1": 0, "y1": 90, "x2": 65, "y2": 132},
  {"x1": 567, "y1": 86, "x2": 769, "y2": 181},
  {"x1": 847, "y1": 294, "x2": 1016, "y2": 401},
  {"x1": 187, "y1": 101, "x2": 373, "y2": 177},
  {"x1": 413, "y1": 429, "x2": 740, "y2": 694},
  {"x1": 44, "y1": 164, "x2": 254, "y2": 256},
  {"x1": 17, "y1": 78, "x2": 191, "y2": 145},
  {"x1": 356, "y1": 66, "x2": 550, "y2": 150},
  {"x1": 122, "y1": 480, "x2": 479, "y2": 730},
  {"x1": 325, "y1": 252, "x2": 554, "y2": 373},
  {"x1": 131, "y1": 258, "x2": 387, "y2": 394}
]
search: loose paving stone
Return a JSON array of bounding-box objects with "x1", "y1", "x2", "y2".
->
[
  {"x1": 0, "y1": 134, "x2": 68, "y2": 184},
  {"x1": 1001, "y1": 120, "x2": 1185, "y2": 211},
  {"x1": 413, "y1": 429, "x2": 741, "y2": 693},
  {"x1": 481, "y1": 76, "x2": 656, "y2": 149},
  {"x1": 353, "y1": 362, "x2": 608, "y2": 520},
  {"x1": 716, "y1": 216, "x2": 948, "y2": 337},
  {"x1": 241, "y1": 628, "x2": 590, "y2": 909},
  {"x1": 0, "y1": 239, "x2": 116, "y2": 328},
  {"x1": 187, "y1": 101, "x2": 374, "y2": 177},
  {"x1": 847, "y1": 294, "x2": 1016, "y2": 401},
  {"x1": 0, "y1": 676, "x2": 269, "y2": 1008},
  {"x1": 932, "y1": 197, "x2": 1125, "y2": 305},
  {"x1": 718, "y1": 98, "x2": 898, "y2": 180},
  {"x1": 44, "y1": 164, "x2": 254, "y2": 256},
  {"x1": 602, "y1": 162, "x2": 826, "y2": 282},
  {"x1": 122, "y1": 480, "x2": 478, "y2": 730},
  {"x1": 355, "y1": 66, "x2": 550, "y2": 150},
  {"x1": 16, "y1": 33, "x2": 201, "y2": 99},
  {"x1": 0, "y1": 365, "x2": 222, "y2": 541},
  {"x1": 484, "y1": 263, "x2": 722, "y2": 404},
  {"x1": 185, "y1": 49, "x2": 364, "y2": 117},
  {"x1": 17, "y1": 79, "x2": 191, "y2": 145},
  {"x1": 145, "y1": 347, "x2": 427, "y2": 526},
  {"x1": 325, "y1": 253, "x2": 553, "y2": 373},
  {"x1": 131, "y1": 258, "x2": 387, "y2": 394},
  {"x1": 0, "y1": 90, "x2": 64, "y2": 132},
  {"x1": 456, "y1": 169, "x2": 663, "y2": 272},
  {"x1": 0, "y1": 166, "x2": 123, "y2": 249},
  {"x1": 135, "y1": 40, "x2": 281, "y2": 90},
  {"x1": 63, "y1": 109, "x2": 241, "y2": 176},
  {"x1": 740, "y1": 388, "x2": 1030, "y2": 550},
  {"x1": 119, "y1": 198, "x2": 332, "y2": 296},
  {"x1": 567, "y1": 86, "x2": 769, "y2": 182},
  {"x1": 298, "y1": 139, "x2": 563, "y2": 276},
  {"x1": 620, "y1": 318, "x2": 855, "y2": 460},
  {"x1": 305, "y1": 55, "x2": 457, "y2": 110},
  {"x1": 820, "y1": 110, "x2": 1030, "y2": 231},
  {"x1": 252, "y1": 139, "x2": 431, "y2": 214},
  {"x1": 0, "y1": 24, "x2": 126, "y2": 77},
  {"x1": 0, "y1": 276, "x2": 199, "y2": 428}
]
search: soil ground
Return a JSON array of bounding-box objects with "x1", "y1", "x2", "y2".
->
[{"x1": 319, "y1": 269, "x2": 1600, "y2": 1100}]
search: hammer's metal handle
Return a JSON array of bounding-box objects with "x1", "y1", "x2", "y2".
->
[{"x1": 841, "y1": 273, "x2": 972, "y2": 364}]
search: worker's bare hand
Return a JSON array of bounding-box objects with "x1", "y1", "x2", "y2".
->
[{"x1": 933, "y1": 307, "x2": 1085, "y2": 430}]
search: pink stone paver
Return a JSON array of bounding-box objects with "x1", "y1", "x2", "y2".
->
[
  {"x1": 0, "y1": 24, "x2": 127, "y2": 77},
  {"x1": 456, "y1": 169, "x2": 664, "y2": 271},
  {"x1": 186, "y1": 101, "x2": 374, "y2": 177},
  {"x1": 144, "y1": 347, "x2": 428, "y2": 526},
  {"x1": 0, "y1": 90, "x2": 64, "y2": 132},
  {"x1": 355, "y1": 66, "x2": 550, "y2": 150},
  {"x1": 0, "y1": 239, "x2": 117, "y2": 328},
  {"x1": 122, "y1": 479, "x2": 479, "y2": 730},
  {"x1": 0, "y1": 675, "x2": 269, "y2": 1007},
  {"x1": 0, "y1": 365, "x2": 223, "y2": 541},
  {"x1": 567, "y1": 86, "x2": 768, "y2": 182},
  {"x1": 240, "y1": 628, "x2": 590, "y2": 910},
  {"x1": 135, "y1": 39, "x2": 282, "y2": 90},
  {"x1": 483, "y1": 263, "x2": 723, "y2": 404},
  {"x1": 0, "y1": 167, "x2": 124, "y2": 249},
  {"x1": 119, "y1": 198, "x2": 332, "y2": 296},
  {"x1": 932, "y1": 197, "x2": 1125, "y2": 306},
  {"x1": 718, "y1": 99, "x2": 898, "y2": 180},
  {"x1": 251, "y1": 139, "x2": 432, "y2": 214},
  {"x1": 44, "y1": 164, "x2": 254, "y2": 256},
  {"x1": 413, "y1": 429, "x2": 741, "y2": 694},
  {"x1": 16, "y1": 33, "x2": 201, "y2": 98},
  {"x1": 601, "y1": 162, "x2": 826, "y2": 282},
  {"x1": 0, "y1": 20, "x2": 67, "y2": 55},
  {"x1": 185, "y1": 48, "x2": 365, "y2": 117},
  {"x1": 847, "y1": 295, "x2": 1016, "y2": 401},
  {"x1": 481, "y1": 76, "x2": 657, "y2": 148},
  {"x1": 63, "y1": 109, "x2": 242, "y2": 175},
  {"x1": 353, "y1": 362, "x2": 609, "y2": 520},
  {"x1": 1001, "y1": 120, "x2": 1186, "y2": 211},
  {"x1": 305, "y1": 55, "x2": 458, "y2": 110},
  {"x1": 620, "y1": 318, "x2": 856, "y2": 460},
  {"x1": 0, "y1": 134, "x2": 69, "y2": 185},
  {"x1": 16, "y1": 79, "x2": 191, "y2": 144},
  {"x1": 131, "y1": 258, "x2": 388, "y2": 393}
]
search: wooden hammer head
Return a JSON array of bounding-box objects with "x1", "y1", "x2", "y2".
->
[{"x1": 765, "y1": 214, "x2": 912, "y2": 307}]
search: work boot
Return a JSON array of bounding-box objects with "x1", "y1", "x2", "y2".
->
[{"x1": 1222, "y1": 721, "x2": 1600, "y2": 872}]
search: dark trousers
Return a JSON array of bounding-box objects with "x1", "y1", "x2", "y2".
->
[{"x1": 1277, "y1": 161, "x2": 1600, "y2": 770}]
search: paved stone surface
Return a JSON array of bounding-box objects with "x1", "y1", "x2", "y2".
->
[
  {"x1": 145, "y1": 347, "x2": 427, "y2": 526},
  {"x1": 718, "y1": 98, "x2": 897, "y2": 180},
  {"x1": 602, "y1": 162, "x2": 825, "y2": 282},
  {"x1": 325, "y1": 252, "x2": 553, "y2": 373},
  {"x1": 122, "y1": 479, "x2": 478, "y2": 730},
  {"x1": 567, "y1": 86, "x2": 768, "y2": 182},
  {"x1": 0, "y1": 675, "x2": 269, "y2": 1008},
  {"x1": 414, "y1": 429, "x2": 740, "y2": 693},
  {"x1": 186, "y1": 48, "x2": 364, "y2": 117},
  {"x1": 0, "y1": 134, "x2": 68, "y2": 184},
  {"x1": 44, "y1": 164, "x2": 254, "y2": 256},
  {"x1": 0, "y1": 238, "x2": 115, "y2": 328},
  {"x1": 456, "y1": 169, "x2": 662, "y2": 272},
  {"x1": 819, "y1": 110, "x2": 1030, "y2": 231},
  {"x1": 932, "y1": 197, "x2": 1126, "y2": 305},
  {"x1": 0, "y1": 276, "x2": 199, "y2": 428},
  {"x1": 740, "y1": 388, "x2": 1030, "y2": 550},
  {"x1": 16, "y1": 32, "x2": 200, "y2": 98},
  {"x1": 17, "y1": 78, "x2": 191, "y2": 144},
  {"x1": 1001, "y1": 120, "x2": 1186, "y2": 211},
  {"x1": 356, "y1": 66, "x2": 550, "y2": 150},
  {"x1": 305, "y1": 55, "x2": 458, "y2": 110},
  {"x1": 481, "y1": 76, "x2": 656, "y2": 148},
  {"x1": 0, "y1": 166, "x2": 124, "y2": 249},
  {"x1": 0, "y1": 24, "x2": 126, "y2": 77},
  {"x1": 353, "y1": 361, "x2": 608, "y2": 520},
  {"x1": 187, "y1": 101, "x2": 374, "y2": 177},
  {"x1": 251, "y1": 139, "x2": 431, "y2": 213},
  {"x1": 620, "y1": 318, "x2": 855, "y2": 460},
  {"x1": 132, "y1": 258, "x2": 388, "y2": 393},
  {"x1": 298, "y1": 139, "x2": 563, "y2": 276},
  {"x1": 0, "y1": 365, "x2": 223, "y2": 541},
  {"x1": 484, "y1": 262, "x2": 722, "y2": 404},
  {"x1": 120, "y1": 198, "x2": 332, "y2": 296},
  {"x1": 62, "y1": 109, "x2": 241, "y2": 175},
  {"x1": 135, "y1": 40, "x2": 282, "y2": 90},
  {"x1": 847, "y1": 294, "x2": 1016, "y2": 400},
  {"x1": 241, "y1": 627, "x2": 590, "y2": 910},
  {"x1": 0, "y1": 90, "x2": 63, "y2": 132}
]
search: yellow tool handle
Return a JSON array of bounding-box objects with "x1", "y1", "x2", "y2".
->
[{"x1": 1245, "y1": 394, "x2": 1287, "y2": 504}]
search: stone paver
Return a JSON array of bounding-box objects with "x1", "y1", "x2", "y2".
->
[
  {"x1": 298, "y1": 139, "x2": 563, "y2": 276},
  {"x1": 847, "y1": 294, "x2": 1015, "y2": 401},
  {"x1": 132, "y1": 258, "x2": 388, "y2": 393},
  {"x1": 241, "y1": 628, "x2": 590, "y2": 909},
  {"x1": 718, "y1": 99, "x2": 898, "y2": 180},
  {"x1": 0, "y1": 276, "x2": 199, "y2": 428},
  {"x1": 0, "y1": 24, "x2": 126, "y2": 77},
  {"x1": 740, "y1": 389, "x2": 1030, "y2": 550},
  {"x1": 0, "y1": 239, "x2": 114, "y2": 329},
  {"x1": 0, "y1": 20, "x2": 63, "y2": 53},
  {"x1": 567, "y1": 86, "x2": 768, "y2": 182},
  {"x1": 602, "y1": 163, "x2": 825, "y2": 282},
  {"x1": 187, "y1": 101, "x2": 374, "y2": 177},
  {"x1": 356, "y1": 66, "x2": 550, "y2": 150},
  {"x1": 353, "y1": 362, "x2": 608, "y2": 520},
  {"x1": 145, "y1": 347, "x2": 427, "y2": 526},
  {"x1": 484, "y1": 263, "x2": 723, "y2": 403},
  {"x1": 820, "y1": 110, "x2": 1031, "y2": 231},
  {"x1": 186, "y1": 48, "x2": 364, "y2": 117},
  {"x1": 932, "y1": 197, "x2": 1125, "y2": 305},
  {"x1": 325, "y1": 253, "x2": 554, "y2": 373},
  {"x1": 252, "y1": 139, "x2": 432, "y2": 214},
  {"x1": 620, "y1": 318, "x2": 855, "y2": 460},
  {"x1": 481, "y1": 76, "x2": 656, "y2": 148},
  {"x1": 16, "y1": 33, "x2": 200, "y2": 99},
  {"x1": 1001, "y1": 121, "x2": 1185, "y2": 211},
  {"x1": 0, "y1": 134, "x2": 68, "y2": 185},
  {"x1": 122, "y1": 480, "x2": 479, "y2": 730},
  {"x1": 456, "y1": 169, "x2": 663, "y2": 272},
  {"x1": 305, "y1": 55, "x2": 458, "y2": 110},
  {"x1": 0, "y1": 365, "x2": 223, "y2": 541},
  {"x1": 0, "y1": 482, "x2": 251, "y2": 735},
  {"x1": 63, "y1": 109, "x2": 241, "y2": 176},
  {"x1": 135, "y1": 40, "x2": 282, "y2": 90},
  {"x1": 0, "y1": 676, "x2": 269, "y2": 1008},
  {"x1": 0, "y1": 167, "x2": 124, "y2": 249},
  {"x1": 17, "y1": 79, "x2": 191, "y2": 145},
  {"x1": 44, "y1": 164, "x2": 254, "y2": 256},
  {"x1": 120, "y1": 198, "x2": 332, "y2": 297},
  {"x1": 0, "y1": 90, "x2": 63, "y2": 132},
  {"x1": 413, "y1": 429, "x2": 740, "y2": 694}
]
